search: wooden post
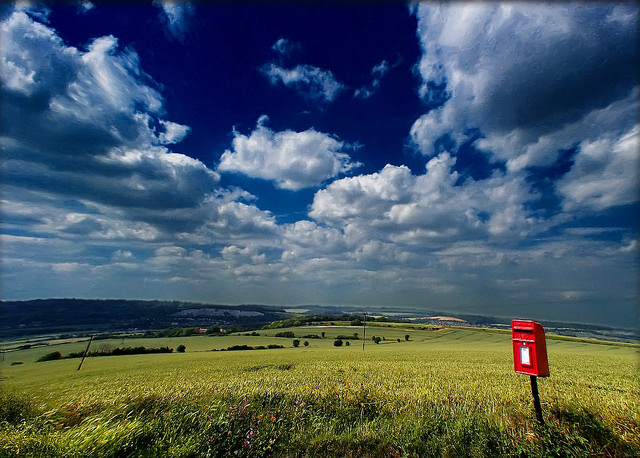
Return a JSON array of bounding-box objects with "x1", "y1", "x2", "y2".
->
[
  {"x1": 530, "y1": 375, "x2": 544, "y2": 425},
  {"x1": 362, "y1": 312, "x2": 366, "y2": 351},
  {"x1": 77, "y1": 335, "x2": 94, "y2": 371}
]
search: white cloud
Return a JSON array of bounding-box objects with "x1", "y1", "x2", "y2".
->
[
  {"x1": 557, "y1": 125, "x2": 639, "y2": 212},
  {"x1": 410, "y1": 3, "x2": 638, "y2": 216},
  {"x1": 271, "y1": 38, "x2": 298, "y2": 57},
  {"x1": 218, "y1": 116, "x2": 361, "y2": 190},
  {"x1": 153, "y1": 0, "x2": 194, "y2": 41},
  {"x1": 1, "y1": 11, "x2": 214, "y2": 214},
  {"x1": 78, "y1": 1, "x2": 95, "y2": 13},
  {"x1": 354, "y1": 59, "x2": 397, "y2": 99},
  {"x1": 261, "y1": 63, "x2": 344, "y2": 103},
  {"x1": 158, "y1": 120, "x2": 190, "y2": 145},
  {"x1": 310, "y1": 152, "x2": 539, "y2": 250},
  {"x1": 0, "y1": 10, "x2": 283, "y2": 268}
]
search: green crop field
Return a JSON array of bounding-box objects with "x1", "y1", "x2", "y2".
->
[{"x1": 1, "y1": 324, "x2": 638, "y2": 456}]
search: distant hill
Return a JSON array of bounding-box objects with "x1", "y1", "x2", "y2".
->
[{"x1": 0, "y1": 299, "x2": 290, "y2": 338}]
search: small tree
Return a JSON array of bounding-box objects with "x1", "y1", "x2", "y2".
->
[
  {"x1": 345, "y1": 341, "x2": 350, "y2": 346},
  {"x1": 293, "y1": 339, "x2": 300, "y2": 347},
  {"x1": 303, "y1": 340, "x2": 309, "y2": 347},
  {"x1": 321, "y1": 331, "x2": 326, "y2": 338},
  {"x1": 405, "y1": 334, "x2": 410, "y2": 341},
  {"x1": 334, "y1": 339, "x2": 343, "y2": 347},
  {"x1": 177, "y1": 344, "x2": 186, "y2": 353}
]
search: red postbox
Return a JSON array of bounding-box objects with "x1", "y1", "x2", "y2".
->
[{"x1": 512, "y1": 320, "x2": 549, "y2": 377}]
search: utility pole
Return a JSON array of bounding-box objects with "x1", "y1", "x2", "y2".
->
[
  {"x1": 77, "y1": 335, "x2": 94, "y2": 371},
  {"x1": 362, "y1": 312, "x2": 367, "y2": 351}
]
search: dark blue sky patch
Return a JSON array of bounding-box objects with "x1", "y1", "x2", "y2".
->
[
  {"x1": 524, "y1": 147, "x2": 578, "y2": 218},
  {"x1": 219, "y1": 173, "x2": 314, "y2": 225},
  {"x1": 453, "y1": 131, "x2": 506, "y2": 183}
]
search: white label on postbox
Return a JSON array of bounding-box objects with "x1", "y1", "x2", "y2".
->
[{"x1": 520, "y1": 346, "x2": 531, "y2": 366}]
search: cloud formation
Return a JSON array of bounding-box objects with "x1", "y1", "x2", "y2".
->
[
  {"x1": 310, "y1": 153, "x2": 538, "y2": 243},
  {"x1": 153, "y1": 0, "x2": 194, "y2": 41},
  {"x1": 261, "y1": 63, "x2": 344, "y2": 103},
  {"x1": 354, "y1": 59, "x2": 398, "y2": 99},
  {"x1": 1, "y1": 5, "x2": 637, "y2": 328},
  {"x1": 218, "y1": 115, "x2": 361, "y2": 190},
  {"x1": 0, "y1": 9, "x2": 279, "y2": 248},
  {"x1": 410, "y1": 3, "x2": 638, "y2": 215}
]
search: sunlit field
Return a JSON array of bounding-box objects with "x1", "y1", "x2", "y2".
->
[{"x1": 1, "y1": 325, "x2": 638, "y2": 456}]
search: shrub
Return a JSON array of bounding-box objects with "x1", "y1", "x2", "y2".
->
[
  {"x1": 303, "y1": 341, "x2": 309, "y2": 347},
  {"x1": 222, "y1": 345, "x2": 254, "y2": 351},
  {"x1": 336, "y1": 334, "x2": 359, "y2": 340},
  {"x1": 36, "y1": 351, "x2": 63, "y2": 362},
  {"x1": 334, "y1": 339, "x2": 343, "y2": 347},
  {"x1": 177, "y1": 344, "x2": 186, "y2": 353},
  {"x1": 405, "y1": 334, "x2": 410, "y2": 341},
  {"x1": 275, "y1": 331, "x2": 295, "y2": 338},
  {"x1": 345, "y1": 341, "x2": 350, "y2": 346},
  {"x1": 292, "y1": 339, "x2": 300, "y2": 348}
]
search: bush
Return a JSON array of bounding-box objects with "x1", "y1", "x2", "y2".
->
[
  {"x1": 405, "y1": 334, "x2": 410, "y2": 341},
  {"x1": 303, "y1": 341, "x2": 309, "y2": 347},
  {"x1": 292, "y1": 339, "x2": 300, "y2": 348},
  {"x1": 177, "y1": 344, "x2": 186, "y2": 353},
  {"x1": 221, "y1": 345, "x2": 254, "y2": 351},
  {"x1": 334, "y1": 339, "x2": 343, "y2": 347},
  {"x1": 275, "y1": 331, "x2": 295, "y2": 338},
  {"x1": 336, "y1": 334, "x2": 359, "y2": 340},
  {"x1": 36, "y1": 351, "x2": 63, "y2": 362}
]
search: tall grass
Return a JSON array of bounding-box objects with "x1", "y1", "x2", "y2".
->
[{"x1": 1, "y1": 326, "x2": 638, "y2": 456}]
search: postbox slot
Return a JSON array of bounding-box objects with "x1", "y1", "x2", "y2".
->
[
  {"x1": 512, "y1": 321, "x2": 535, "y2": 331},
  {"x1": 512, "y1": 330, "x2": 535, "y2": 342}
]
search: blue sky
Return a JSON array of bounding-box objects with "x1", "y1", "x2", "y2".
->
[{"x1": 1, "y1": 2, "x2": 638, "y2": 328}]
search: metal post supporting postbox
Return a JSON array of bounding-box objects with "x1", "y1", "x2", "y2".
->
[{"x1": 530, "y1": 375, "x2": 544, "y2": 425}]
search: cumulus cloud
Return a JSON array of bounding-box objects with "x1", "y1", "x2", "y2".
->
[
  {"x1": 261, "y1": 63, "x2": 344, "y2": 103},
  {"x1": 557, "y1": 125, "x2": 639, "y2": 212},
  {"x1": 0, "y1": 11, "x2": 215, "y2": 212},
  {"x1": 310, "y1": 152, "x2": 538, "y2": 245},
  {"x1": 410, "y1": 3, "x2": 638, "y2": 216},
  {"x1": 0, "y1": 9, "x2": 282, "y2": 255},
  {"x1": 217, "y1": 115, "x2": 362, "y2": 190}
]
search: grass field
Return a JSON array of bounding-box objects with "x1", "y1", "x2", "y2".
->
[{"x1": 1, "y1": 324, "x2": 638, "y2": 456}]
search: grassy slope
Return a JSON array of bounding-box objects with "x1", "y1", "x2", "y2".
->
[{"x1": 1, "y1": 325, "x2": 639, "y2": 456}]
